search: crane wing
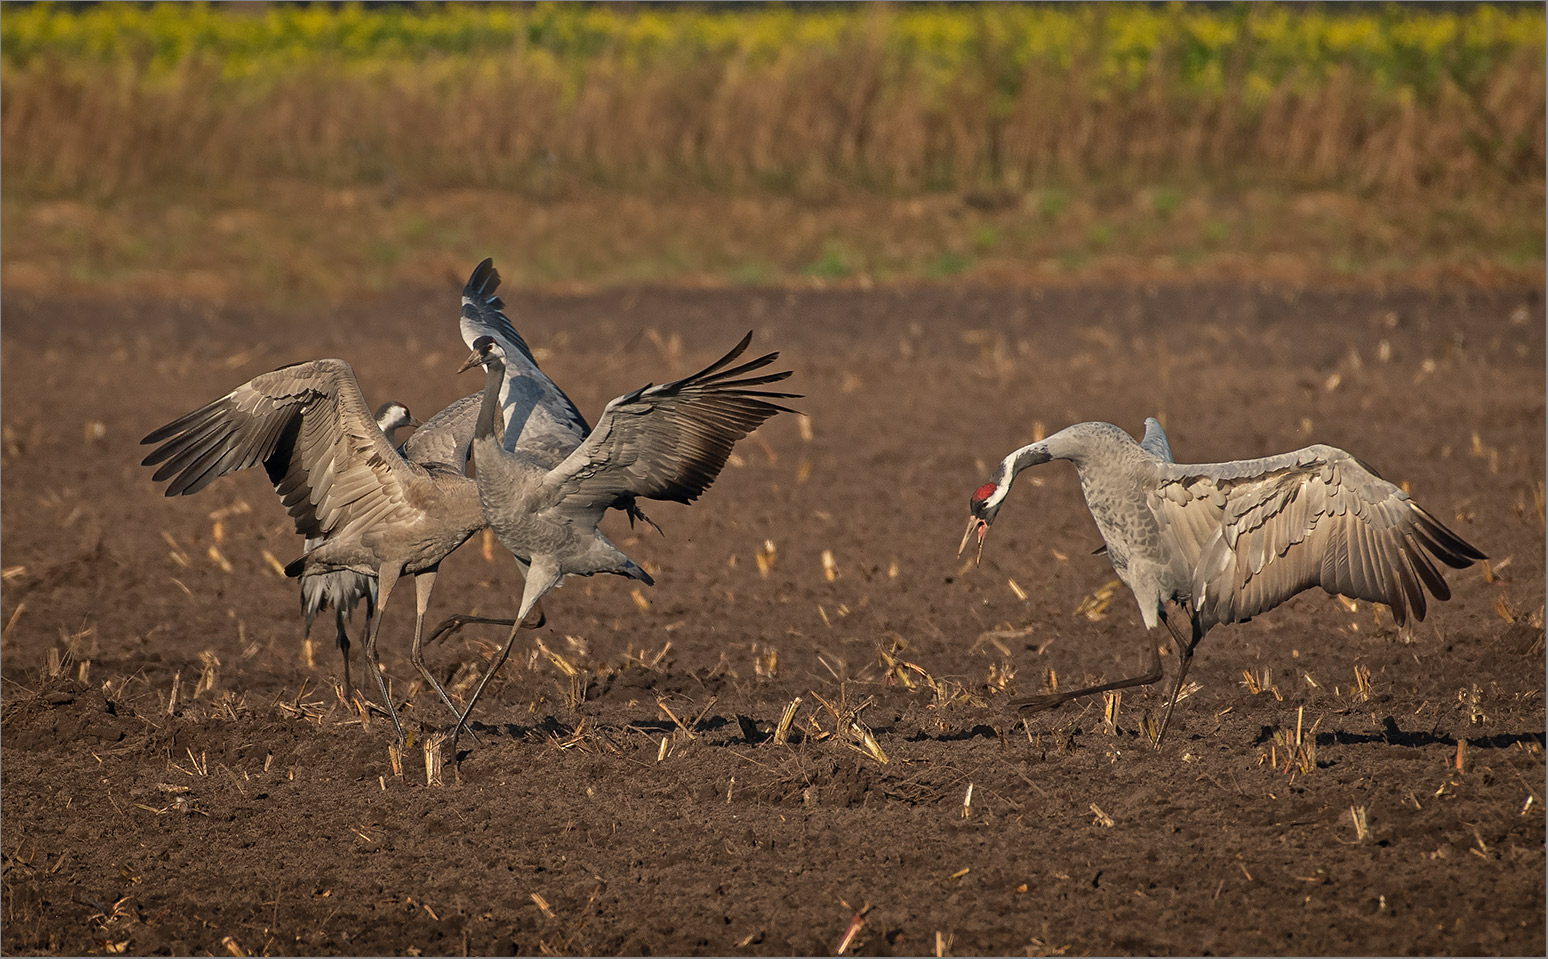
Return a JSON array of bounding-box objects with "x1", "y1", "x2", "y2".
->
[
  {"x1": 539, "y1": 333, "x2": 798, "y2": 523},
  {"x1": 1149, "y1": 446, "x2": 1484, "y2": 631},
  {"x1": 459, "y1": 258, "x2": 590, "y2": 461},
  {"x1": 402, "y1": 392, "x2": 481, "y2": 472},
  {"x1": 141, "y1": 358, "x2": 420, "y2": 542},
  {"x1": 1139, "y1": 417, "x2": 1175, "y2": 462}
]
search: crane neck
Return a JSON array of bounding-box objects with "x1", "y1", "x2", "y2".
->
[
  {"x1": 1005, "y1": 423, "x2": 1132, "y2": 478},
  {"x1": 983, "y1": 441, "x2": 1052, "y2": 508},
  {"x1": 1000, "y1": 423, "x2": 1149, "y2": 501},
  {"x1": 474, "y1": 355, "x2": 506, "y2": 444},
  {"x1": 978, "y1": 423, "x2": 1143, "y2": 523},
  {"x1": 1008, "y1": 441, "x2": 1055, "y2": 476}
]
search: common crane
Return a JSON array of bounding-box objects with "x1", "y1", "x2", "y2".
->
[
  {"x1": 299, "y1": 400, "x2": 416, "y2": 702},
  {"x1": 452, "y1": 321, "x2": 797, "y2": 747},
  {"x1": 962, "y1": 420, "x2": 1484, "y2": 745},
  {"x1": 141, "y1": 364, "x2": 535, "y2": 739}
]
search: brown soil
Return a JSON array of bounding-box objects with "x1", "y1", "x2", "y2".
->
[{"x1": 2, "y1": 282, "x2": 1543, "y2": 956}]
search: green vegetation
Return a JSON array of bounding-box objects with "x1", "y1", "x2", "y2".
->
[
  {"x1": 806, "y1": 241, "x2": 856, "y2": 281},
  {"x1": 5, "y1": 2, "x2": 1542, "y2": 196},
  {"x1": 1, "y1": 2, "x2": 1542, "y2": 300}
]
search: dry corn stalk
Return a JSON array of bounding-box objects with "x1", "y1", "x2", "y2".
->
[
  {"x1": 1352, "y1": 663, "x2": 1372, "y2": 701},
  {"x1": 753, "y1": 644, "x2": 779, "y2": 678},
  {"x1": 1102, "y1": 690, "x2": 1121, "y2": 733},
  {"x1": 848, "y1": 722, "x2": 888, "y2": 765},
  {"x1": 1349, "y1": 805, "x2": 1369, "y2": 842},
  {"x1": 773, "y1": 696, "x2": 801, "y2": 745},
  {"x1": 756, "y1": 539, "x2": 778, "y2": 577},
  {"x1": 423, "y1": 731, "x2": 448, "y2": 786},
  {"x1": 194, "y1": 649, "x2": 220, "y2": 697},
  {"x1": 1074, "y1": 580, "x2": 1121, "y2": 621},
  {"x1": 835, "y1": 902, "x2": 869, "y2": 955}
]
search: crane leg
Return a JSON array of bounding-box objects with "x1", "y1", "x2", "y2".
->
[
  {"x1": 422, "y1": 604, "x2": 546, "y2": 648},
  {"x1": 423, "y1": 558, "x2": 546, "y2": 647},
  {"x1": 1012, "y1": 638, "x2": 1163, "y2": 715},
  {"x1": 1152, "y1": 612, "x2": 1202, "y2": 748},
  {"x1": 449, "y1": 618, "x2": 522, "y2": 761},
  {"x1": 329, "y1": 598, "x2": 393, "y2": 721},
  {"x1": 334, "y1": 605, "x2": 356, "y2": 710},
  {"x1": 362, "y1": 567, "x2": 407, "y2": 742},
  {"x1": 407, "y1": 568, "x2": 482, "y2": 745},
  {"x1": 450, "y1": 562, "x2": 559, "y2": 760}
]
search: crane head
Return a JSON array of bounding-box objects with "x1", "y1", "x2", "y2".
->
[
  {"x1": 373, "y1": 401, "x2": 420, "y2": 433},
  {"x1": 959, "y1": 481, "x2": 1002, "y2": 566},
  {"x1": 457, "y1": 335, "x2": 498, "y2": 374}
]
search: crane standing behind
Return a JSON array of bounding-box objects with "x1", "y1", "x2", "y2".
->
[{"x1": 298, "y1": 399, "x2": 417, "y2": 705}]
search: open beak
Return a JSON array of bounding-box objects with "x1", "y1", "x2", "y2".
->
[
  {"x1": 958, "y1": 516, "x2": 988, "y2": 566},
  {"x1": 456, "y1": 350, "x2": 485, "y2": 374}
]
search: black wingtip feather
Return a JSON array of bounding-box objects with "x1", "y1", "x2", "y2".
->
[
  {"x1": 688, "y1": 332, "x2": 756, "y2": 382},
  {"x1": 1410, "y1": 504, "x2": 1486, "y2": 566},
  {"x1": 141, "y1": 399, "x2": 223, "y2": 447},
  {"x1": 1401, "y1": 532, "x2": 1450, "y2": 602},
  {"x1": 141, "y1": 421, "x2": 183, "y2": 446},
  {"x1": 464, "y1": 257, "x2": 499, "y2": 300},
  {"x1": 704, "y1": 349, "x2": 780, "y2": 384}
]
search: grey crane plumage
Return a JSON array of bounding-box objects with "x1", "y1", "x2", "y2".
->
[
  {"x1": 1138, "y1": 416, "x2": 1174, "y2": 462},
  {"x1": 141, "y1": 360, "x2": 518, "y2": 740},
  {"x1": 962, "y1": 420, "x2": 1485, "y2": 745},
  {"x1": 460, "y1": 258, "x2": 590, "y2": 466},
  {"x1": 422, "y1": 256, "x2": 702, "y2": 650},
  {"x1": 298, "y1": 400, "x2": 417, "y2": 698},
  {"x1": 460, "y1": 257, "x2": 661, "y2": 532},
  {"x1": 452, "y1": 322, "x2": 799, "y2": 747}
]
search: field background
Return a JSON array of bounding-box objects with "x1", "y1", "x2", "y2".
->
[
  {"x1": 2, "y1": 1, "x2": 1544, "y2": 300},
  {"x1": 2, "y1": 3, "x2": 1545, "y2": 957}
]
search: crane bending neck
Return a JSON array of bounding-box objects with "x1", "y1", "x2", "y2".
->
[
  {"x1": 474, "y1": 356, "x2": 506, "y2": 443},
  {"x1": 987, "y1": 441, "x2": 1054, "y2": 507}
]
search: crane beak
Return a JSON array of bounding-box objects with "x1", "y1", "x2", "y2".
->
[
  {"x1": 958, "y1": 516, "x2": 988, "y2": 566},
  {"x1": 457, "y1": 350, "x2": 485, "y2": 374},
  {"x1": 407, "y1": 416, "x2": 423, "y2": 428}
]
